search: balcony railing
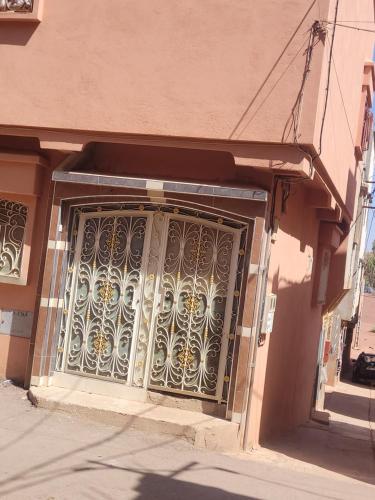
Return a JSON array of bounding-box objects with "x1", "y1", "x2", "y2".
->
[
  {"x1": 0, "y1": 0, "x2": 33, "y2": 12},
  {"x1": 361, "y1": 107, "x2": 373, "y2": 153}
]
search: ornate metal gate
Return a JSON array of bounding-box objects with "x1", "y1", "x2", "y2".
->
[
  {"x1": 149, "y1": 215, "x2": 240, "y2": 399},
  {"x1": 61, "y1": 206, "x2": 242, "y2": 401},
  {"x1": 65, "y1": 212, "x2": 150, "y2": 382}
]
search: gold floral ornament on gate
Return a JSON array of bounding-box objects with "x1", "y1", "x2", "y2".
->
[
  {"x1": 106, "y1": 229, "x2": 120, "y2": 253},
  {"x1": 190, "y1": 238, "x2": 206, "y2": 266},
  {"x1": 177, "y1": 346, "x2": 194, "y2": 368},
  {"x1": 185, "y1": 294, "x2": 200, "y2": 314},
  {"x1": 93, "y1": 332, "x2": 109, "y2": 355},
  {"x1": 99, "y1": 280, "x2": 114, "y2": 303}
]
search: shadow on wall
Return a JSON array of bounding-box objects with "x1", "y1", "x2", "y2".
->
[
  {"x1": 228, "y1": 0, "x2": 319, "y2": 141},
  {"x1": 0, "y1": 22, "x2": 38, "y2": 46},
  {"x1": 345, "y1": 167, "x2": 357, "y2": 219},
  {"x1": 1, "y1": 334, "x2": 29, "y2": 385},
  {"x1": 259, "y1": 182, "x2": 322, "y2": 441},
  {"x1": 259, "y1": 276, "x2": 322, "y2": 442}
]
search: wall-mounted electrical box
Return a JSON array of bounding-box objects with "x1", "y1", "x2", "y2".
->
[{"x1": 261, "y1": 293, "x2": 277, "y2": 334}]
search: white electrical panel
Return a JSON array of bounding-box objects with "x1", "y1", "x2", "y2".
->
[
  {"x1": 261, "y1": 293, "x2": 277, "y2": 334},
  {"x1": 0, "y1": 309, "x2": 33, "y2": 338}
]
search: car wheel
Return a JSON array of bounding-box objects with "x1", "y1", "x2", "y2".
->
[{"x1": 352, "y1": 371, "x2": 359, "y2": 383}]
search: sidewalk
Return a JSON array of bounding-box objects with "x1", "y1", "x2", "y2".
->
[
  {"x1": 256, "y1": 379, "x2": 375, "y2": 485},
  {"x1": 352, "y1": 293, "x2": 375, "y2": 357},
  {"x1": 0, "y1": 379, "x2": 374, "y2": 499}
]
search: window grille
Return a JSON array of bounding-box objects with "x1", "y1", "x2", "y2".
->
[
  {"x1": 0, "y1": 200, "x2": 27, "y2": 279},
  {"x1": 361, "y1": 103, "x2": 373, "y2": 153},
  {"x1": 0, "y1": 0, "x2": 33, "y2": 12}
]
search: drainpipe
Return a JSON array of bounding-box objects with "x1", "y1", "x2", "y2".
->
[
  {"x1": 24, "y1": 178, "x2": 56, "y2": 388},
  {"x1": 241, "y1": 225, "x2": 272, "y2": 450}
]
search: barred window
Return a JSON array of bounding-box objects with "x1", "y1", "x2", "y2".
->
[
  {"x1": 361, "y1": 100, "x2": 373, "y2": 153},
  {"x1": 0, "y1": 200, "x2": 27, "y2": 279}
]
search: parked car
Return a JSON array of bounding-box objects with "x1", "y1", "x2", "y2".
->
[
  {"x1": 364, "y1": 285, "x2": 374, "y2": 294},
  {"x1": 352, "y1": 352, "x2": 375, "y2": 383}
]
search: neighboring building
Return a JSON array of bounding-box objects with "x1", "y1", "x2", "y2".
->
[
  {"x1": 0, "y1": 1, "x2": 373, "y2": 450},
  {"x1": 352, "y1": 292, "x2": 375, "y2": 357},
  {"x1": 315, "y1": 131, "x2": 374, "y2": 410}
]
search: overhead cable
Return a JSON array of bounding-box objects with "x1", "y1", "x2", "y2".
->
[
  {"x1": 326, "y1": 34, "x2": 364, "y2": 176},
  {"x1": 325, "y1": 21, "x2": 375, "y2": 33},
  {"x1": 316, "y1": 0, "x2": 340, "y2": 158}
]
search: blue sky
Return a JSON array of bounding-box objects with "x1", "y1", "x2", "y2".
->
[{"x1": 365, "y1": 204, "x2": 374, "y2": 252}]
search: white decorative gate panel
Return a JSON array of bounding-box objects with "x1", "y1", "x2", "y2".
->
[
  {"x1": 149, "y1": 216, "x2": 240, "y2": 399},
  {"x1": 65, "y1": 213, "x2": 149, "y2": 382}
]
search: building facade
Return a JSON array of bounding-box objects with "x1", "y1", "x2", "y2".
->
[
  {"x1": 316, "y1": 132, "x2": 374, "y2": 403},
  {"x1": 0, "y1": 0, "x2": 373, "y2": 449}
]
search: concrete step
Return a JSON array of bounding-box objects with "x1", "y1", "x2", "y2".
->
[
  {"x1": 28, "y1": 386, "x2": 240, "y2": 452},
  {"x1": 311, "y1": 409, "x2": 330, "y2": 425}
]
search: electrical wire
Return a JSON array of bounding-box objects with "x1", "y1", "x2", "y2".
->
[
  {"x1": 233, "y1": 32, "x2": 312, "y2": 140},
  {"x1": 316, "y1": 0, "x2": 340, "y2": 158},
  {"x1": 333, "y1": 185, "x2": 374, "y2": 256},
  {"x1": 331, "y1": 54, "x2": 355, "y2": 148},
  {"x1": 266, "y1": 22, "x2": 320, "y2": 212},
  {"x1": 284, "y1": 7, "x2": 367, "y2": 185},
  {"x1": 326, "y1": 34, "x2": 364, "y2": 176},
  {"x1": 325, "y1": 21, "x2": 375, "y2": 33},
  {"x1": 335, "y1": 20, "x2": 375, "y2": 23},
  {"x1": 345, "y1": 139, "x2": 375, "y2": 240},
  {"x1": 290, "y1": 24, "x2": 320, "y2": 143},
  {"x1": 283, "y1": 22, "x2": 320, "y2": 184},
  {"x1": 270, "y1": 4, "x2": 372, "y2": 226}
]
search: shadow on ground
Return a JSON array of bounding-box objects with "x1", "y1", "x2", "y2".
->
[
  {"x1": 0, "y1": 384, "x2": 257, "y2": 499},
  {"x1": 325, "y1": 385, "x2": 375, "y2": 421},
  {"x1": 89, "y1": 464, "x2": 259, "y2": 500},
  {"x1": 0, "y1": 381, "x2": 374, "y2": 498},
  {"x1": 261, "y1": 380, "x2": 375, "y2": 486}
]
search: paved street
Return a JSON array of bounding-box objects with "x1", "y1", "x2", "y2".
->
[{"x1": 0, "y1": 379, "x2": 374, "y2": 500}]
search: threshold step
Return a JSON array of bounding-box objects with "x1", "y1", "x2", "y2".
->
[{"x1": 28, "y1": 386, "x2": 240, "y2": 452}]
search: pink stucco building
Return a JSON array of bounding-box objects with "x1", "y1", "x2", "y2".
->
[{"x1": 0, "y1": 0, "x2": 373, "y2": 449}]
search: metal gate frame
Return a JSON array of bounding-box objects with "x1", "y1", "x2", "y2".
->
[
  {"x1": 62, "y1": 210, "x2": 154, "y2": 385},
  {"x1": 146, "y1": 212, "x2": 241, "y2": 401},
  {"x1": 59, "y1": 205, "x2": 245, "y2": 402}
]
